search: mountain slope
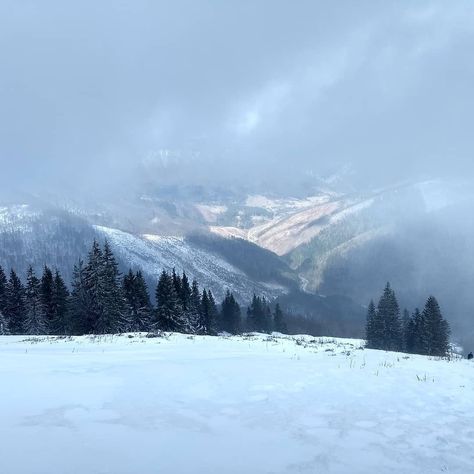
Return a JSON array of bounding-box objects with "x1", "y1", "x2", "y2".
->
[{"x1": 1, "y1": 333, "x2": 471, "y2": 474}]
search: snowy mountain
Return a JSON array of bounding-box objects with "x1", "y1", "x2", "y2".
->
[
  {"x1": 0, "y1": 204, "x2": 293, "y2": 303},
  {"x1": 1, "y1": 332, "x2": 471, "y2": 474},
  {"x1": 1, "y1": 178, "x2": 472, "y2": 344}
]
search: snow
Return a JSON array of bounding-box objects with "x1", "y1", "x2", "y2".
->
[
  {"x1": 1, "y1": 333, "x2": 473, "y2": 474},
  {"x1": 94, "y1": 226, "x2": 284, "y2": 302}
]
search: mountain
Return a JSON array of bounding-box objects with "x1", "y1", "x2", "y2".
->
[
  {"x1": 2, "y1": 178, "x2": 471, "y2": 344},
  {"x1": 0, "y1": 204, "x2": 294, "y2": 303}
]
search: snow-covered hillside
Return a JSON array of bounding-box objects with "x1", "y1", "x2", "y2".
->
[
  {"x1": 1, "y1": 333, "x2": 472, "y2": 474},
  {"x1": 0, "y1": 205, "x2": 290, "y2": 302},
  {"x1": 95, "y1": 226, "x2": 286, "y2": 301}
]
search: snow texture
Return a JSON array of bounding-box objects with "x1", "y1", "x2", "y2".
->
[{"x1": 1, "y1": 333, "x2": 473, "y2": 474}]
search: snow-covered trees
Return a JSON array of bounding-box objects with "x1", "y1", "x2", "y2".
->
[
  {"x1": 220, "y1": 290, "x2": 241, "y2": 334},
  {"x1": 366, "y1": 284, "x2": 450, "y2": 356},
  {"x1": 24, "y1": 266, "x2": 46, "y2": 335},
  {"x1": 0, "y1": 240, "x2": 288, "y2": 337},
  {"x1": 5, "y1": 269, "x2": 26, "y2": 334},
  {"x1": 247, "y1": 294, "x2": 273, "y2": 333}
]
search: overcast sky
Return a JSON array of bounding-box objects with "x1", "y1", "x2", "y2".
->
[{"x1": 1, "y1": 0, "x2": 474, "y2": 193}]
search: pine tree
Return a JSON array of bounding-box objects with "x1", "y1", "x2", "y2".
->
[
  {"x1": 422, "y1": 296, "x2": 450, "y2": 356},
  {"x1": 401, "y1": 308, "x2": 411, "y2": 352},
  {"x1": 0, "y1": 266, "x2": 8, "y2": 335},
  {"x1": 377, "y1": 283, "x2": 402, "y2": 351},
  {"x1": 51, "y1": 270, "x2": 70, "y2": 335},
  {"x1": 69, "y1": 259, "x2": 91, "y2": 335},
  {"x1": 5, "y1": 269, "x2": 26, "y2": 334},
  {"x1": 200, "y1": 289, "x2": 218, "y2": 335},
  {"x1": 247, "y1": 294, "x2": 271, "y2": 333},
  {"x1": 411, "y1": 308, "x2": 426, "y2": 355},
  {"x1": 188, "y1": 279, "x2": 203, "y2": 334},
  {"x1": 220, "y1": 290, "x2": 241, "y2": 334},
  {"x1": 40, "y1": 265, "x2": 55, "y2": 332},
  {"x1": 83, "y1": 240, "x2": 104, "y2": 333},
  {"x1": 405, "y1": 311, "x2": 416, "y2": 353},
  {"x1": 97, "y1": 240, "x2": 126, "y2": 333},
  {"x1": 0, "y1": 310, "x2": 9, "y2": 335},
  {"x1": 0, "y1": 265, "x2": 7, "y2": 315},
  {"x1": 154, "y1": 270, "x2": 185, "y2": 332},
  {"x1": 123, "y1": 269, "x2": 151, "y2": 332},
  {"x1": 24, "y1": 266, "x2": 46, "y2": 335},
  {"x1": 273, "y1": 303, "x2": 287, "y2": 333},
  {"x1": 365, "y1": 300, "x2": 378, "y2": 348}
]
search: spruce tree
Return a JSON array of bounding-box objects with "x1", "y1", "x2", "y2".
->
[
  {"x1": 200, "y1": 289, "x2": 218, "y2": 335},
  {"x1": 411, "y1": 308, "x2": 426, "y2": 355},
  {"x1": 220, "y1": 290, "x2": 241, "y2": 334},
  {"x1": 422, "y1": 296, "x2": 450, "y2": 356},
  {"x1": 5, "y1": 269, "x2": 26, "y2": 334},
  {"x1": 405, "y1": 311, "x2": 416, "y2": 353},
  {"x1": 273, "y1": 303, "x2": 287, "y2": 333},
  {"x1": 377, "y1": 283, "x2": 402, "y2": 351},
  {"x1": 0, "y1": 310, "x2": 9, "y2": 335},
  {"x1": 188, "y1": 279, "x2": 203, "y2": 334},
  {"x1": 247, "y1": 294, "x2": 271, "y2": 333},
  {"x1": 83, "y1": 240, "x2": 104, "y2": 333},
  {"x1": 154, "y1": 270, "x2": 185, "y2": 332},
  {"x1": 0, "y1": 265, "x2": 7, "y2": 315},
  {"x1": 40, "y1": 265, "x2": 55, "y2": 332},
  {"x1": 97, "y1": 240, "x2": 126, "y2": 333},
  {"x1": 0, "y1": 266, "x2": 8, "y2": 335},
  {"x1": 24, "y1": 266, "x2": 46, "y2": 335},
  {"x1": 123, "y1": 269, "x2": 151, "y2": 332},
  {"x1": 69, "y1": 260, "x2": 91, "y2": 335},
  {"x1": 365, "y1": 300, "x2": 378, "y2": 348},
  {"x1": 51, "y1": 270, "x2": 70, "y2": 335},
  {"x1": 401, "y1": 309, "x2": 411, "y2": 352}
]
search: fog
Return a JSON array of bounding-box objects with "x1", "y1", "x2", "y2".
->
[{"x1": 1, "y1": 1, "x2": 474, "y2": 193}]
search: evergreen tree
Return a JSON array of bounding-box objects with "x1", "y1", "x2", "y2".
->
[
  {"x1": 0, "y1": 266, "x2": 8, "y2": 335},
  {"x1": 40, "y1": 266, "x2": 55, "y2": 332},
  {"x1": 123, "y1": 269, "x2": 151, "y2": 332},
  {"x1": 422, "y1": 296, "x2": 450, "y2": 356},
  {"x1": 154, "y1": 270, "x2": 185, "y2": 332},
  {"x1": 273, "y1": 303, "x2": 287, "y2": 333},
  {"x1": 0, "y1": 310, "x2": 9, "y2": 335},
  {"x1": 5, "y1": 269, "x2": 26, "y2": 334},
  {"x1": 247, "y1": 294, "x2": 271, "y2": 333},
  {"x1": 377, "y1": 283, "x2": 402, "y2": 351},
  {"x1": 0, "y1": 265, "x2": 7, "y2": 314},
  {"x1": 172, "y1": 268, "x2": 182, "y2": 299},
  {"x1": 180, "y1": 272, "x2": 192, "y2": 311},
  {"x1": 365, "y1": 300, "x2": 378, "y2": 348},
  {"x1": 69, "y1": 259, "x2": 91, "y2": 335},
  {"x1": 188, "y1": 279, "x2": 203, "y2": 333},
  {"x1": 405, "y1": 311, "x2": 416, "y2": 353},
  {"x1": 411, "y1": 308, "x2": 426, "y2": 355},
  {"x1": 51, "y1": 270, "x2": 70, "y2": 335},
  {"x1": 200, "y1": 289, "x2": 218, "y2": 335},
  {"x1": 83, "y1": 240, "x2": 104, "y2": 333},
  {"x1": 24, "y1": 266, "x2": 46, "y2": 335},
  {"x1": 401, "y1": 308, "x2": 411, "y2": 352},
  {"x1": 220, "y1": 290, "x2": 241, "y2": 334},
  {"x1": 97, "y1": 240, "x2": 126, "y2": 333}
]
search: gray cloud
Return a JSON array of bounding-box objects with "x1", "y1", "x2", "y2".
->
[{"x1": 1, "y1": 0, "x2": 474, "y2": 193}]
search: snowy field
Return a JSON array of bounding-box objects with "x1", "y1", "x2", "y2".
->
[{"x1": 1, "y1": 333, "x2": 473, "y2": 474}]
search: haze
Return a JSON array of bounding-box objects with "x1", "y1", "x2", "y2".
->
[{"x1": 1, "y1": 0, "x2": 474, "y2": 193}]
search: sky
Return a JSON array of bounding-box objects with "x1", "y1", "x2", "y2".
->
[{"x1": 1, "y1": 0, "x2": 474, "y2": 193}]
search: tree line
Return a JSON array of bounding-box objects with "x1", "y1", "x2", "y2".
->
[
  {"x1": 0, "y1": 240, "x2": 287, "y2": 336},
  {"x1": 366, "y1": 283, "x2": 450, "y2": 356}
]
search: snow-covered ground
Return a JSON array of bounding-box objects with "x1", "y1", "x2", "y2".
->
[{"x1": 1, "y1": 333, "x2": 473, "y2": 474}]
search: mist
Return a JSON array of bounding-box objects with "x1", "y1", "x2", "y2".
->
[{"x1": 1, "y1": 1, "x2": 474, "y2": 194}]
